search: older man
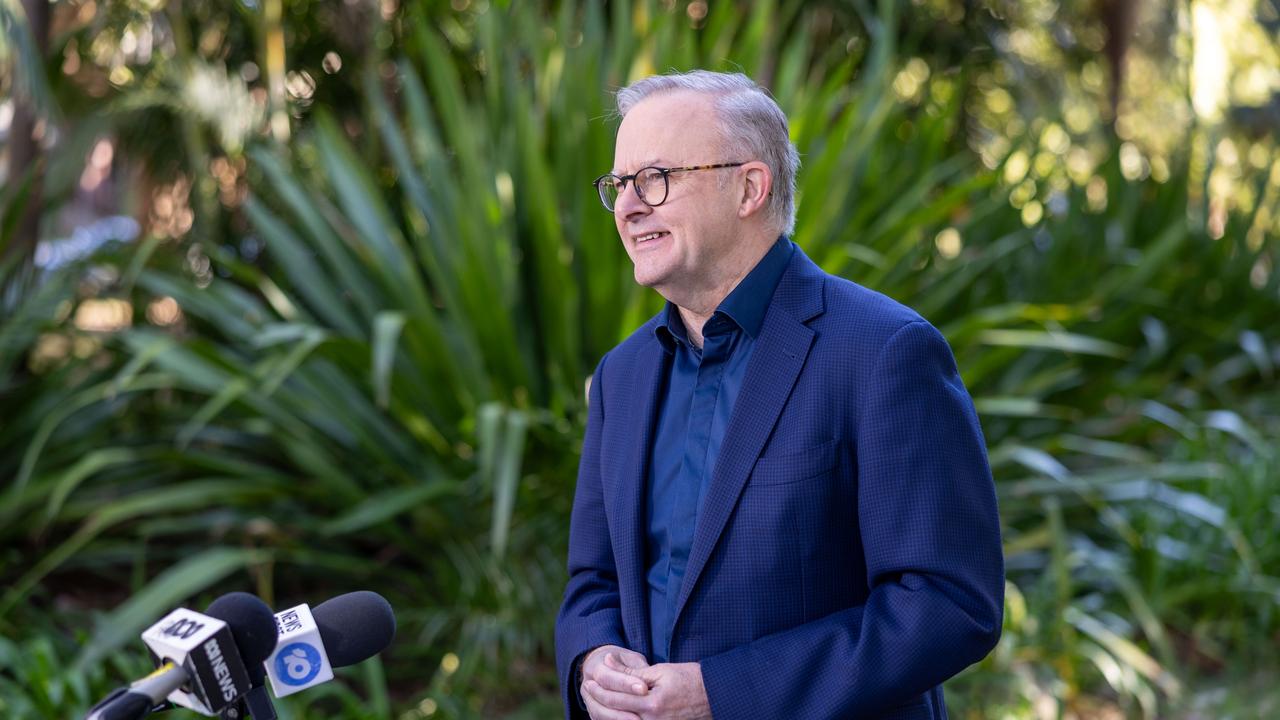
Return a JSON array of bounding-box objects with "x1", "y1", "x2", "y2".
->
[{"x1": 555, "y1": 71, "x2": 1003, "y2": 720}]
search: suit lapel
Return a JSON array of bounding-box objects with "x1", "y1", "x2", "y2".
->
[
  {"x1": 605, "y1": 335, "x2": 666, "y2": 659},
  {"x1": 671, "y1": 254, "x2": 824, "y2": 628}
]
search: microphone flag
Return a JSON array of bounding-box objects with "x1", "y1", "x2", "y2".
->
[
  {"x1": 139, "y1": 607, "x2": 252, "y2": 715},
  {"x1": 264, "y1": 603, "x2": 335, "y2": 697}
]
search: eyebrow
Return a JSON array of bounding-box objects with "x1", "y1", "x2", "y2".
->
[{"x1": 612, "y1": 158, "x2": 667, "y2": 175}]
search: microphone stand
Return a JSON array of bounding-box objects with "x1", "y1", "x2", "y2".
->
[{"x1": 219, "y1": 686, "x2": 275, "y2": 720}]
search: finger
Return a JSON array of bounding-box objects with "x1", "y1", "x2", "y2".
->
[
  {"x1": 605, "y1": 655, "x2": 660, "y2": 684},
  {"x1": 604, "y1": 653, "x2": 641, "y2": 673},
  {"x1": 611, "y1": 650, "x2": 651, "y2": 669},
  {"x1": 582, "y1": 646, "x2": 614, "y2": 673},
  {"x1": 593, "y1": 662, "x2": 650, "y2": 694},
  {"x1": 584, "y1": 680, "x2": 655, "y2": 714},
  {"x1": 583, "y1": 686, "x2": 642, "y2": 720}
]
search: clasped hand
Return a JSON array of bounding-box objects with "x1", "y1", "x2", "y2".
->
[{"x1": 580, "y1": 645, "x2": 712, "y2": 720}]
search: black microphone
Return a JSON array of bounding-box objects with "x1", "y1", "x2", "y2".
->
[
  {"x1": 207, "y1": 592, "x2": 280, "y2": 720},
  {"x1": 314, "y1": 590, "x2": 397, "y2": 667},
  {"x1": 263, "y1": 591, "x2": 396, "y2": 697},
  {"x1": 85, "y1": 592, "x2": 276, "y2": 720}
]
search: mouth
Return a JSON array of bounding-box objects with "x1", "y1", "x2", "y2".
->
[{"x1": 633, "y1": 231, "x2": 670, "y2": 245}]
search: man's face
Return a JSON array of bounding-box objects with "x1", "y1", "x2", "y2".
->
[{"x1": 611, "y1": 91, "x2": 740, "y2": 294}]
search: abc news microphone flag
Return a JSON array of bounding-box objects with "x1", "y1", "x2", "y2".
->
[{"x1": 140, "y1": 607, "x2": 255, "y2": 715}]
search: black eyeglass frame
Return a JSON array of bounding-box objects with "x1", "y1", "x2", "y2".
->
[{"x1": 592, "y1": 162, "x2": 747, "y2": 212}]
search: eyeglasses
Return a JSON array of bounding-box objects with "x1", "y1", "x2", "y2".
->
[{"x1": 592, "y1": 162, "x2": 746, "y2": 212}]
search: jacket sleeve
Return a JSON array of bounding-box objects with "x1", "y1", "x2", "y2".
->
[
  {"x1": 699, "y1": 320, "x2": 1004, "y2": 719},
  {"x1": 555, "y1": 354, "x2": 629, "y2": 719}
]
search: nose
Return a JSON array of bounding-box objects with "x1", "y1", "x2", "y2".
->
[{"x1": 614, "y1": 180, "x2": 651, "y2": 223}]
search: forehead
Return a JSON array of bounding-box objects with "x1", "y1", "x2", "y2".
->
[{"x1": 614, "y1": 90, "x2": 721, "y2": 172}]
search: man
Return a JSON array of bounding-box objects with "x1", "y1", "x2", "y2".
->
[{"x1": 555, "y1": 70, "x2": 1003, "y2": 720}]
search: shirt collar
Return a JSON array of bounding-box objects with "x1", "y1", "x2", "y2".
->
[
  {"x1": 654, "y1": 236, "x2": 794, "y2": 353},
  {"x1": 654, "y1": 306, "x2": 685, "y2": 354}
]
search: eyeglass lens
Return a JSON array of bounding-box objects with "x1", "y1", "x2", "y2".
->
[{"x1": 599, "y1": 168, "x2": 668, "y2": 212}]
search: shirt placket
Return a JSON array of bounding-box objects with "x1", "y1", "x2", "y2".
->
[{"x1": 663, "y1": 320, "x2": 735, "y2": 659}]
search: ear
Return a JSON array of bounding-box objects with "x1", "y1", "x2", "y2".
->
[{"x1": 737, "y1": 161, "x2": 772, "y2": 220}]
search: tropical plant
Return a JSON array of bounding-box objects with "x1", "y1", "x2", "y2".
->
[{"x1": 1, "y1": 1, "x2": 1277, "y2": 719}]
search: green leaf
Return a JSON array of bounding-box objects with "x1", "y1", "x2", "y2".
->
[
  {"x1": 41, "y1": 447, "x2": 142, "y2": 529},
  {"x1": 320, "y1": 480, "x2": 461, "y2": 537},
  {"x1": 978, "y1": 329, "x2": 1129, "y2": 359},
  {"x1": 489, "y1": 409, "x2": 528, "y2": 559},
  {"x1": 372, "y1": 311, "x2": 406, "y2": 410}
]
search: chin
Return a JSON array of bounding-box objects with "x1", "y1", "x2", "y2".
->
[
  {"x1": 633, "y1": 268, "x2": 664, "y2": 288},
  {"x1": 631, "y1": 259, "x2": 674, "y2": 289}
]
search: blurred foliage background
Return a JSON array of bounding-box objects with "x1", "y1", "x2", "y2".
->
[{"x1": 2, "y1": 0, "x2": 1278, "y2": 718}]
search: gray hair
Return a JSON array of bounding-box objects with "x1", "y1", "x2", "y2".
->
[{"x1": 615, "y1": 70, "x2": 800, "y2": 236}]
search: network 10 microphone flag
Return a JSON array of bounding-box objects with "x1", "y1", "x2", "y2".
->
[{"x1": 265, "y1": 603, "x2": 334, "y2": 696}]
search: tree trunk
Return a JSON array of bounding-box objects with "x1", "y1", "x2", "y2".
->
[
  {"x1": 5, "y1": 0, "x2": 51, "y2": 266},
  {"x1": 1100, "y1": 0, "x2": 1138, "y2": 124}
]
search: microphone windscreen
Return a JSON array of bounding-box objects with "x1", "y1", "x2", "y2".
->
[
  {"x1": 311, "y1": 591, "x2": 396, "y2": 667},
  {"x1": 205, "y1": 592, "x2": 279, "y2": 666}
]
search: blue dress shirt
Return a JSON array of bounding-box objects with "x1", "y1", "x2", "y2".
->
[{"x1": 645, "y1": 237, "x2": 795, "y2": 662}]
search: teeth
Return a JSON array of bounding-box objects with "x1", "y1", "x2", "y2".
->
[{"x1": 637, "y1": 232, "x2": 665, "y2": 242}]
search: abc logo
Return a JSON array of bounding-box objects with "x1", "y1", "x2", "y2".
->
[
  {"x1": 161, "y1": 618, "x2": 205, "y2": 640},
  {"x1": 275, "y1": 642, "x2": 323, "y2": 686}
]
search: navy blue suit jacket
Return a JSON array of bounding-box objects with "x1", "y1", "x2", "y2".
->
[{"x1": 555, "y1": 246, "x2": 1004, "y2": 719}]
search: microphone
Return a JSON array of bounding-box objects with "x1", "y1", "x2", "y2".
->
[
  {"x1": 208, "y1": 592, "x2": 281, "y2": 720},
  {"x1": 85, "y1": 592, "x2": 276, "y2": 720},
  {"x1": 263, "y1": 591, "x2": 396, "y2": 698}
]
